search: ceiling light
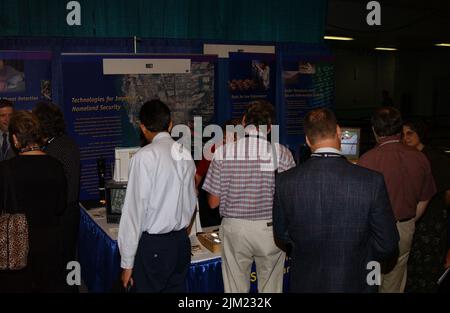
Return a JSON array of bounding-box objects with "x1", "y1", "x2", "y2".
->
[
  {"x1": 375, "y1": 47, "x2": 397, "y2": 51},
  {"x1": 324, "y1": 36, "x2": 354, "y2": 41},
  {"x1": 435, "y1": 43, "x2": 450, "y2": 47}
]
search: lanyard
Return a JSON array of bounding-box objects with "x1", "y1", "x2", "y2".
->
[{"x1": 311, "y1": 153, "x2": 345, "y2": 159}]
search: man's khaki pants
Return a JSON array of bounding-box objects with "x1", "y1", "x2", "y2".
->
[
  {"x1": 380, "y1": 219, "x2": 415, "y2": 293},
  {"x1": 219, "y1": 218, "x2": 285, "y2": 293}
]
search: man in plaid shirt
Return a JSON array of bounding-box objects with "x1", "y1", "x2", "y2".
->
[{"x1": 203, "y1": 100, "x2": 295, "y2": 293}]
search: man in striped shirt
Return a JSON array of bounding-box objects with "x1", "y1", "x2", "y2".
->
[{"x1": 203, "y1": 100, "x2": 295, "y2": 293}]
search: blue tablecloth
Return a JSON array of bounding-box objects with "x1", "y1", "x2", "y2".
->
[
  {"x1": 78, "y1": 208, "x2": 122, "y2": 292},
  {"x1": 78, "y1": 207, "x2": 290, "y2": 293}
]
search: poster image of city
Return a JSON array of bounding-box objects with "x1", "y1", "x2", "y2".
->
[
  {"x1": 62, "y1": 54, "x2": 216, "y2": 200},
  {"x1": 120, "y1": 61, "x2": 215, "y2": 131}
]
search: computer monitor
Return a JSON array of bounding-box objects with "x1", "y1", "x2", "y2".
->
[
  {"x1": 113, "y1": 147, "x2": 140, "y2": 182},
  {"x1": 340, "y1": 127, "x2": 361, "y2": 161},
  {"x1": 105, "y1": 180, "x2": 127, "y2": 223}
]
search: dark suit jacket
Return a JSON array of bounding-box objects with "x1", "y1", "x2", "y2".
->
[
  {"x1": 5, "y1": 146, "x2": 15, "y2": 160},
  {"x1": 1, "y1": 145, "x2": 15, "y2": 161},
  {"x1": 1, "y1": 132, "x2": 15, "y2": 161},
  {"x1": 273, "y1": 155, "x2": 399, "y2": 293}
]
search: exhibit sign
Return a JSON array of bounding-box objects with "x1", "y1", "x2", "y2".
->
[
  {"x1": 228, "y1": 52, "x2": 276, "y2": 120},
  {"x1": 61, "y1": 54, "x2": 216, "y2": 200},
  {"x1": 282, "y1": 56, "x2": 334, "y2": 148}
]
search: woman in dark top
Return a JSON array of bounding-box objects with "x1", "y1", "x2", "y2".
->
[
  {"x1": 0, "y1": 110, "x2": 67, "y2": 292},
  {"x1": 33, "y1": 101, "x2": 80, "y2": 291},
  {"x1": 402, "y1": 119, "x2": 450, "y2": 292}
]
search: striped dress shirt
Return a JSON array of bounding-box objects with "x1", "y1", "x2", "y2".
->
[{"x1": 203, "y1": 135, "x2": 295, "y2": 220}]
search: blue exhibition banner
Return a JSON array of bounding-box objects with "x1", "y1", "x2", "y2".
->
[
  {"x1": 282, "y1": 56, "x2": 334, "y2": 152},
  {"x1": 228, "y1": 52, "x2": 276, "y2": 120},
  {"x1": 0, "y1": 50, "x2": 52, "y2": 110},
  {"x1": 61, "y1": 54, "x2": 217, "y2": 201}
]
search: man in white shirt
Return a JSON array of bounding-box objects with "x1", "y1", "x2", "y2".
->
[{"x1": 118, "y1": 99, "x2": 196, "y2": 292}]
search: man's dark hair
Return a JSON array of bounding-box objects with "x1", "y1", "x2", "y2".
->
[
  {"x1": 0, "y1": 98, "x2": 14, "y2": 109},
  {"x1": 371, "y1": 106, "x2": 402, "y2": 137},
  {"x1": 244, "y1": 100, "x2": 275, "y2": 127},
  {"x1": 33, "y1": 101, "x2": 66, "y2": 138},
  {"x1": 403, "y1": 118, "x2": 427, "y2": 143},
  {"x1": 304, "y1": 107, "x2": 337, "y2": 145},
  {"x1": 139, "y1": 99, "x2": 171, "y2": 132}
]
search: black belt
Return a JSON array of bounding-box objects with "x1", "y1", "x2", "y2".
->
[{"x1": 143, "y1": 229, "x2": 186, "y2": 237}]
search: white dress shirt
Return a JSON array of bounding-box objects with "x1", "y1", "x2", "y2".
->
[{"x1": 118, "y1": 132, "x2": 196, "y2": 269}]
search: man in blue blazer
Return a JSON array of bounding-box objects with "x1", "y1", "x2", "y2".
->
[{"x1": 273, "y1": 108, "x2": 399, "y2": 292}]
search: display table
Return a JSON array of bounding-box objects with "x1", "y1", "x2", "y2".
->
[{"x1": 78, "y1": 205, "x2": 290, "y2": 293}]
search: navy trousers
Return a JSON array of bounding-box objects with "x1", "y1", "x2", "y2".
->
[{"x1": 132, "y1": 229, "x2": 191, "y2": 293}]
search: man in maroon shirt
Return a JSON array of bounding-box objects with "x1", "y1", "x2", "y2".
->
[{"x1": 358, "y1": 106, "x2": 436, "y2": 293}]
